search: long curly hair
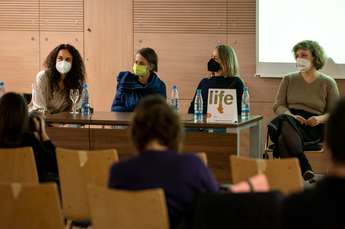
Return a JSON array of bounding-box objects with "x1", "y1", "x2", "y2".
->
[{"x1": 44, "y1": 44, "x2": 86, "y2": 98}]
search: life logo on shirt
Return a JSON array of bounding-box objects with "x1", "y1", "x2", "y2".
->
[{"x1": 207, "y1": 89, "x2": 238, "y2": 123}]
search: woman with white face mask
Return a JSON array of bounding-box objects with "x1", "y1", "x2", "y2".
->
[
  {"x1": 270, "y1": 40, "x2": 339, "y2": 182},
  {"x1": 111, "y1": 47, "x2": 166, "y2": 112},
  {"x1": 31, "y1": 44, "x2": 86, "y2": 114}
]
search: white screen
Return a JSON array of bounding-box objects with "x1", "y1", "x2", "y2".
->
[{"x1": 257, "y1": 0, "x2": 345, "y2": 78}]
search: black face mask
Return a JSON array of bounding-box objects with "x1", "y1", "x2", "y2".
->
[{"x1": 207, "y1": 58, "x2": 221, "y2": 72}]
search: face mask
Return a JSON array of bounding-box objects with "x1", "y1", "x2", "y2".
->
[
  {"x1": 133, "y1": 63, "x2": 148, "y2": 76},
  {"x1": 208, "y1": 58, "x2": 221, "y2": 72},
  {"x1": 56, "y1": 60, "x2": 72, "y2": 74},
  {"x1": 296, "y1": 58, "x2": 311, "y2": 72}
]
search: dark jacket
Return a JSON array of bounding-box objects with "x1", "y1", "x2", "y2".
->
[
  {"x1": 108, "y1": 149, "x2": 218, "y2": 229},
  {"x1": 188, "y1": 76, "x2": 244, "y2": 115},
  {"x1": 111, "y1": 71, "x2": 166, "y2": 112},
  {"x1": 282, "y1": 176, "x2": 345, "y2": 229},
  {"x1": 0, "y1": 132, "x2": 58, "y2": 183}
]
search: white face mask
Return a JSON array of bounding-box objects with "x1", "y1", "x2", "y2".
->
[
  {"x1": 296, "y1": 58, "x2": 311, "y2": 72},
  {"x1": 56, "y1": 60, "x2": 72, "y2": 74}
]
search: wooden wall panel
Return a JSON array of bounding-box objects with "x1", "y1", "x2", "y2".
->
[
  {"x1": 39, "y1": 0, "x2": 84, "y2": 32},
  {"x1": 0, "y1": 31, "x2": 39, "y2": 93},
  {"x1": 0, "y1": 0, "x2": 39, "y2": 31},
  {"x1": 228, "y1": 0, "x2": 255, "y2": 34},
  {"x1": 134, "y1": 0, "x2": 227, "y2": 34},
  {"x1": 39, "y1": 32, "x2": 84, "y2": 68},
  {"x1": 85, "y1": 0, "x2": 133, "y2": 112}
]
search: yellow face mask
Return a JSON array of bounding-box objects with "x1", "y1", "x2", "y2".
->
[{"x1": 132, "y1": 63, "x2": 148, "y2": 76}]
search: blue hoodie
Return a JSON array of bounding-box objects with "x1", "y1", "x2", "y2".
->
[{"x1": 111, "y1": 71, "x2": 166, "y2": 112}]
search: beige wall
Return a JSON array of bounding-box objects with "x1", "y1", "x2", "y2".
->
[{"x1": 1, "y1": 0, "x2": 344, "y2": 146}]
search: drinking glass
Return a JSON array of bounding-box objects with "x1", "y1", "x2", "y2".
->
[{"x1": 69, "y1": 89, "x2": 80, "y2": 114}]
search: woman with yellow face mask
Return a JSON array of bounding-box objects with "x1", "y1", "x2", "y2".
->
[{"x1": 111, "y1": 47, "x2": 167, "y2": 112}]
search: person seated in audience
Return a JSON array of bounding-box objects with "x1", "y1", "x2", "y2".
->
[
  {"x1": 282, "y1": 97, "x2": 345, "y2": 229},
  {"x1": 111, "y1": 47, "x2": 166, "y2": 112},
  {"x1": 31, "y1": 43, "x2": 86, "y2": 114},
  {"x1": 188, "y1": 44, "x2": 244, "y2": 115},
  {"x1": 0, "y1": 92, "x2": 58, "y2": 183},
  {"x1": 108, "y1": 95, "x2": 218, "y2": 228},
  {"x1": 270, "y1": 40, "x2": 339, "y2": 181}
]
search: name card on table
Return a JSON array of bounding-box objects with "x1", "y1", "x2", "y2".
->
[{"x1": 207, "y1": 89, "x2": 238, "y2": 123}]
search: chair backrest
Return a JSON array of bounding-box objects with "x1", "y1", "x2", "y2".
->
[
  {"x1": 88, "y1": 185, "x2": 169, "y2": 229},
  {"x1": 56, "y1": 148, "x2": 119, "y2": 221},
  {"x1": 0, "y1": 147, "x2": 38, "y2": 183},
  {"x1": 190, "y1": 191, "x2": 283, "y2": 229},
  {"x1": 0, "y1": 182, "x2": 64, "y2": 229},
  {"x1": 195, "y1": 152, "x2": 208, "y2": 165},
  {"x1": 230, "y1": 156, "x2": 303, "y2": 194}
]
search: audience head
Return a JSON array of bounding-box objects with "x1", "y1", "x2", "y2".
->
[
  {"x1": 44, "y1": 43, "x2": 86, "y2": 93},
  {"x1": 326, "y1": 97, "x2": 345, "y2": 166},
  {"x1": 130, "y1": 95, "x2": 183, "y2": 152},
  {"x1": 292, "y1": 40, "x2": 326, "y2": 71},
  {"x1": 133, "y1": 47, "x2": 158, "y2": 76},
  {"x1": 0, "y1": 92, "x2": 29, "y2": 146},
  {"x1": 209, "y1": 44, "x2": 239, "y2": 77}
]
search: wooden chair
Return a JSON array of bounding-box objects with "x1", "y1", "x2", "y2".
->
[
  {"x1": 0, "y1": 147, "x2": 38, "y2": 183},
  {"x1": 264, "y1": 132, "x2": 327, "y2": 174},
  {"x1": 56, "y1": 148, "x2": 119, "y2": 227},
  {"x1": 195, "y1": 152, "x2": 208, "y2": 166},
  {"x1": 230, "y1": 155, "x2": 303, "y2": 194},
  {"x1": 0, "y1": 182, "x2": 64, "y2": 229},
  {"x1": 88, "y1": 185, "x2": 169, "y2": 229}
]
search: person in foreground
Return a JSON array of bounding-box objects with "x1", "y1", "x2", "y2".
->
[
  {"x1": 270, "y1": 40, "x2": 339, "y2": 181},
  {"x1": 188, "y1": 44, "x2": 244, "y2": 115},
  {"x1": 31, "y1": 43, "x2": 86, "y2": 114},
  {"x1": 0, "y1": 92, "x2": 58, "y2": 183},
  {"x1": 108, "y1": 95, "x2": 218, "y2": 228},
  {"x1": 282, "y1": 97, "x2": 345, "y2": 229},
  {"x1": 111, "y1": 47, "x2": 166, "y2": 112}
]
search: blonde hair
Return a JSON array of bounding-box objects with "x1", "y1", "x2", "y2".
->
[{"x1": 216, "y1": 44, "x2": 240, "y2": 77}]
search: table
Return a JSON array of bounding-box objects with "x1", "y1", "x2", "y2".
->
[{"x1": 46, "y1": 112, "x2": 263, "y2": 182}]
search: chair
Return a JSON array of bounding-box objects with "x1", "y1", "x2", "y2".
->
[
  {"x1": 88, "y1": 185, "x2": 169, "y2": 229},
  {"x1": 190, "y1": 191, "x2": 283, "y2": 229},
  {"x1": 0, "y1": 182, "x2": 64, "y2": 229},
  {"x1": 56, "y1": 148, "x2": 119, "y2": 227},
  {"x1": 195, "y1": 152, "x2": 208, "y2": 165},
  {"x1": 230, "y1": 156, "x2": 303, "y2": 194},
  {"x1": 0, "y1": 147, "x2": 38, "y2": 183},
  {"x1": 264, "y1": 131, "x2": 327, "y2": 174}
]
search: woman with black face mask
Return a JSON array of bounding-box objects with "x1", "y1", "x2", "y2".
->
[{"x1": 188, "y1": 44, "x2": 244, "y2": 115}]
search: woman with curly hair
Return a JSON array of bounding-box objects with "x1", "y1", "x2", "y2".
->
[
  {"x1": 270, "y1": 40, "x2": 339, "y2": 181},
  {"x1": 31, "y1": 44, "x2": 86, "y2": 114}
]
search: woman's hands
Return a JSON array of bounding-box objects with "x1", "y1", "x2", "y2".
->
[{"x1": 293, "y1": 115, "x2": 322, "y2": 127}]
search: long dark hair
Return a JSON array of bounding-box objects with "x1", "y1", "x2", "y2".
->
[
  {"x1": 0, "y1": 92, "x2": 29, "y2": 146},
  {"x1": 44, "y1": 44, "x2": 86, "y2": 98}
]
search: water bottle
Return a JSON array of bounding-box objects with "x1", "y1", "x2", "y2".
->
[
  {"x1": 0, "y1": 81, "x2": 5, "y2": 97},
  {"x1": 80, "y1": 83, "x2": 91, "y2": 115},
  {"x1": 194, "y1": 89, "x2": 203, "y2": 122},
  {"x1": 241, "y1": 86, "x2": 250, "y2": 120},
  {"x1": 171, "y1": 84, "x2": 179, "y2": 112}
]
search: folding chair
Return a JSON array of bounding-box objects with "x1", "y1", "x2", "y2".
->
[
  {"x1": 0, "y1": 182, "x2": 64, "y2": 229},
  {"x1": 88, "y1": 185, "x2": 169, "y2": 229},
  {"x1": 0, "y1": 147, "x2": 38, "y2": 183},
  {"x1": 190, "y1": 191, "x2": 283, "y2": 229},
  {"x1": 56, "y1": 148, "x2": 119, "y2": 228},
  {"x1": 263, "y1": 129, "x2": 327, "y2": 174},
  {"x1": 230, "y1": 155, "x2": 303, "y2": 194}
]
